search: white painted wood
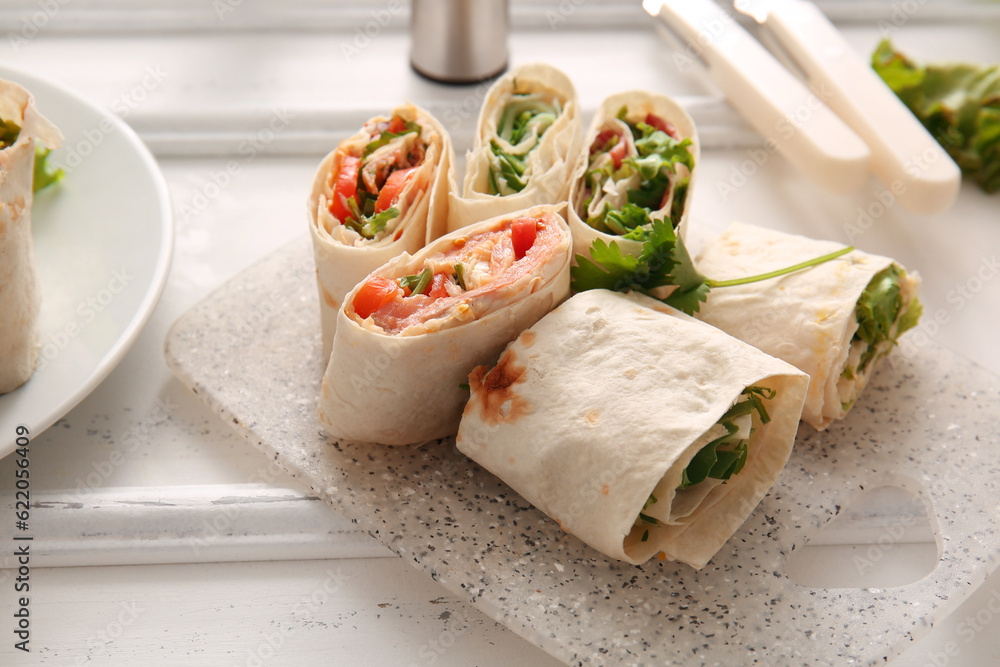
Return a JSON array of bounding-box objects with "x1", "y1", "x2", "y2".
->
[{"x1": 0, "y1": 485, "x2": 391, "y2": 568}]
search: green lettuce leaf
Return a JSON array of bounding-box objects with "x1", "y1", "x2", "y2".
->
[
  {"x1": 33, "y1": 145, "x2": 64, "y2": 192},
  {"x1": 872, "y1": 39, "x2": 1000, "y2": 193}
]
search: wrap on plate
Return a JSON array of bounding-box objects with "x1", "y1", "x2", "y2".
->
[
  {"x1": 694, "y1": 221, "x2": 922, "y2": 430},
  {"x1": 0, "y1": 79, "x2": 62, "y2": 395},
  {"x1": 568, "y1": 91, "x2": 699, "y2": 261},
  {"x1": 318, "y1": 204, "x2": 572, "y2": 446},
  {"x1": 448, "y1": 63, "x2": 582, "y2": 233},
  {"x1": 309, "y1": 104, "x2": 453, "y2": 358},
  {"x1": 456, "y1": 290, "x2": 808, "y2": 568}
]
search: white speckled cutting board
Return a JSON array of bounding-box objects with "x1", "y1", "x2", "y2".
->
[{"x1": 165, "y1": 235, "x2": 1000, "y2": 666}]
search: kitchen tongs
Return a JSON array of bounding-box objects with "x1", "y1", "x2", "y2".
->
[{"x1": 644, "y1": 0, "x2": 961, "y2": 214}]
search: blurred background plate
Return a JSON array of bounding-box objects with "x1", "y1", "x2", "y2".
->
[{"x1": 0, "y1": 63, "x2": 173, "y2": 457}]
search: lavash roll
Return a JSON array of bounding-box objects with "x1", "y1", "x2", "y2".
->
[
  {"x1": 694, "y1": 221, "x2": 921, "y2": 430},
  {"x1": 308, "y1": 104, "x2": 453, "y2": 359},
  {"x1": 568, "y1": 90, "x2": 699, "y2": 261},
  {"x1": 0, "y1": 79, "x2": 62, "y2": 394},
  {"x1": 447, "y1": 63, "x2": 583, "y2": 233},
  {"x1": 317, "y1": 204, "x2": 572, "y2": 446},
  {"x1": 456, "y1": 290, "x2": 808, "y2": 568}
]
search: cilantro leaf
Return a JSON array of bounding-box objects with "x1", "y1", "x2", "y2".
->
[
  {"x1": 572, "y1": 219, "x2": 854, "y2": 316},
  {"x1": 662, "y1": 235, "x2": 710, "y2": 314},
  {"x1": 635, "y1": 217, "x2": 679, "y2": 288},
  {"x1": 571, "y1": 239, "x2": 641, "y2": 293},
  {"x1": 677, "y1": 385, "x2": 772, "y2": 490}
]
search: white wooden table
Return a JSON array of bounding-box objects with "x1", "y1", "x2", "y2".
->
[{"x1": 1, "y1": 2, "x2": 998, "y2": 665}]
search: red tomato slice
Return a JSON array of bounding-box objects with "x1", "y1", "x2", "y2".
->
[
  {"x1": 590, "y1": 130, "x2": 626, "y2": 169},
  {"x1": 608, "y1": 140, "x2": 627, "y2": 169},
  {"x1": 427, "y1": 272, "x2": 450, "y2": 299},
  {"x1": 590, "y1": 129, "x2": 618, "y2": 154},
  {"x1": 375, "y1": 167, "x2": 417, "y2": 213},
  {"x1": 645, "y1": 113, "x2": 679, "y2": 139},
  {"x1": 386, "y1": 115, "x2": 407, "y2": 134},
  {"x1": 510, "y1": 217, "x2": 538, "y2": 261},
  {"x1": 353, "y1": 277, "x2": 399, "y2": 320},
  {"x1": 329, "y1": 154, "x2": 360, "y2": 223}
]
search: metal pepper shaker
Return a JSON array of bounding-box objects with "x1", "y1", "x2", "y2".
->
[{"x1": 410, "y1": 0, "x2": 509, "y2": 84}]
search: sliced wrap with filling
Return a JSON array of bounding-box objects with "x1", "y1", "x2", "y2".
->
[
  {"x1": 0, "y1": 79, "x2": 62, "y2": 394},
  {"x1": 568, "y1": 91, "x2": 699, "y2": 261},
  {"x1": 456, "y1": 290, "x2": 808, "y2": 568},
  {"x1": 317, "y1": 204, "x2": 572, "y2": 446},
  {"x1": 694, "y1": 221, "x2": 922, "y2": 430},
  {"x1": 448, "y1": 64, "x2": 583, "y2": 232},
  {"x1": 309, "y1": 104, "x2": 453, "y2": 358}
]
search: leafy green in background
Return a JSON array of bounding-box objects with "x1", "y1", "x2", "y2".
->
[
  {"x1": 873, "y1": 39, "x2": 1000, "y2": 193},
  {"x1": 33, "y1": 145, "x2": 64, "y2": 192}
]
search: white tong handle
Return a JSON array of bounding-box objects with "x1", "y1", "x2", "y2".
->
[
  {"x1": 651, "y1": 0, "x2": 870, "y2": 194},
  {"x1": 757, "y1": 0, "x2": 960, "y2": 214}
]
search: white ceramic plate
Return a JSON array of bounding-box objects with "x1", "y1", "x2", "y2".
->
[{"x1": 0, "y1": 65, "x2": 173, "y2": 457}]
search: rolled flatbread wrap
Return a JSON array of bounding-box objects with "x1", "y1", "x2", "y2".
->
[
  {"x1": 0, "y1": 79, "x2": 62, "y2": 394},
  {"x1": 456, "y1": 290, "x2": 808, "y2": 568},
  {"x1": 568, "y1": 91, "x2": 699, "y2": 261},
  {"x1": 448, "y1": 63, "x2": 583, "y2": 233},
  {"x1": 317, "y1": 204, "x2": 572, "y2": 446},
  {"x1": 694, "y1": 221, "x2": 922, "y2": 430},
  {"x1": 309, "y1": 104, "x2": 453, "y2": 358}
]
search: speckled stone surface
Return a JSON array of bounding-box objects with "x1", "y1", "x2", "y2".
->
[{"x1": 165, "y1": 236, "x2": 1000, "y2": 667}]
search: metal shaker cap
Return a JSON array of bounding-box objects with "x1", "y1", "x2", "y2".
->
[{"x1": 410, "y1": 0, "x2": 509, "y2": 84}]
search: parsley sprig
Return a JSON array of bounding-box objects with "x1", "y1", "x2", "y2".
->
[
  {"x1": 678, "y1": 386, "x2": 774, "y2": 489},
  {"x1": 570, "y1": 219, "x2": 854, "y2": 315}
]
